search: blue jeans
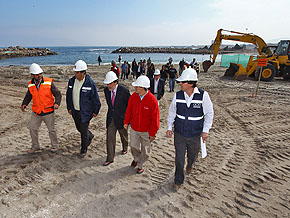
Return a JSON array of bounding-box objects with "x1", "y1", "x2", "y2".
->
[{"x1": 169, "y1": 78, "x2": 175, "y2": 92}]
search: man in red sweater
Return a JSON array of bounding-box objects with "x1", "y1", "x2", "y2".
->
[{"x1": 124, "y1": 75, "x2": 159, "y2": 174}]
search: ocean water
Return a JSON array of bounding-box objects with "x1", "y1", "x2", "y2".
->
[{"x1": 0, "y1": 46, "x2": 221, "y2": 66}]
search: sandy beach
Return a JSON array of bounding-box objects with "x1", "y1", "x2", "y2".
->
[{"x1": 0, "y1": 63, "x2": 289, "y2": 218}]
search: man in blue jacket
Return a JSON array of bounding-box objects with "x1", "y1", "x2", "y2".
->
[{"x1": 66, "y1": 60, "x2": 101, "y2": 157}]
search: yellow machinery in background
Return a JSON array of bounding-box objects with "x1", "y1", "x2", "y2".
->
[{"x1": 202, "y1": 29, "x2": 290, "y2": 81}]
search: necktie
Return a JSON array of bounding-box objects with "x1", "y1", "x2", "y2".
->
[{"x1": 112, "y1": 90, "x2": 115, "y2": 106}]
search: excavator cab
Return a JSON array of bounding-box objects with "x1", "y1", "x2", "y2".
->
[{"x1": 275, "y1": 40, "x2": 290, "y2": 79}]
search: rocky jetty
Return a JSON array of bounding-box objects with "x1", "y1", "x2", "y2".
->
[
  {"x1": 112, "y1": 44, "x2": 245, "y2": 54},
  {"x1": 112, "y1": 46, "x2": 210, "y2": 54},
  {"x1": 0, "y1": 46, "x2": 57, "y2": 59}
]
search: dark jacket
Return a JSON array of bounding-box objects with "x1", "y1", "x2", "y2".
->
[
  {"x1": 149, "y1": 78, "x2": 165, "y2": 100},
  {"x1": 104, "y1": 84, "x2": 131, "y2": 129},
  {"x1": 66, "y1": 74, "x2": 101, "y2": 123}
]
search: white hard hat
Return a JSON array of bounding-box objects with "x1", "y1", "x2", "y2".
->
[
  {"x1": 73, "y1": 60, "x2": 87, "y2": 71},
  {"x1": 154, "y1": 69, "x2": 160, "y2": 75},
  {"x1": 104, "y1": 71, "x2": 118, "y2": 84},
  {"x1": 132, "y1": 75, "x2": 150, "y2": 88},
  {"x1": 176, "y1": 68, "x2": 198, "y2": 82},
  {"x1": 29, "y1": 63, "x2": 43, "y2": 74}
]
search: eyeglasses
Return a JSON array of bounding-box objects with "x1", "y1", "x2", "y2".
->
[{"x1": 177, "y1": 81, "x2": 188, "y2": 84}]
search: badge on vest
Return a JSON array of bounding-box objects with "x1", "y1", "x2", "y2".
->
[{"x1": 192, "y1": 103, "x2": 202, "y2": 108}]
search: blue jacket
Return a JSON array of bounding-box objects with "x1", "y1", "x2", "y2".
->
[
  {"x1": 66, "y1": 74, "x2": 101, "y2": 123},
  {"x1": 174, "y1": 89, "x2": 204, "y2": 137}
]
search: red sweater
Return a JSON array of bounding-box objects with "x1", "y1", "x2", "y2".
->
[{"x1": 124, "y1": 91, "x2": 159, "y2": 137}]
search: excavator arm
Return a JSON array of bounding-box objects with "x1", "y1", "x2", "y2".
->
[{"x1": 203, "y1": 29, "x2": 269, "y2": 72}]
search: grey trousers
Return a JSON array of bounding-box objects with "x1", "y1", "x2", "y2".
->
[
  {"x1": 28, "y1": 112, "x2": 58, "y2": 149},
  {"x1": 174, "y1": 132, "x2": 200, "y2": 185},
  {"x1": 106, "y1": 120, "x2": 128, "y2": 162},
  {"x1": 130, "y1": 128, "x2": 151, "y2": 169}
]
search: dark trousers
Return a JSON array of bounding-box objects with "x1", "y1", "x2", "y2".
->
[
  {"x1": 174, "y1": 132, "x2": 200, "y2": 185},
  {"x1": 72, "y1": 111, "x2": 94, "y2": 154},
  {"x1": 106, "y1": 120, "x2": 128, "y2": 162}
]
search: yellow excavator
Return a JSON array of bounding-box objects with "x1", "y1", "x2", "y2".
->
[{"x1": 202, "y1": 29, "x2": 290, "y2": 81}]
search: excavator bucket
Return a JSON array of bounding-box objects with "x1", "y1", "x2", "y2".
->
[
  {"x1": 233, "y1": 64, "x2": 248, "y2": 80},
  {"x1": 224, "y1": 63, "x2": 248, "y2": 80},
  {"x1": 224, "y1": 63, "x2": 240, "y2": 77},
  {"x1": 202, "y1": 60, "x2": 212, "y2": 72}
]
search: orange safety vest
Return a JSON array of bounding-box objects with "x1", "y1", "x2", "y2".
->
[{"x1": 28, "y1": 77, "x2": 54, "y2": 115}]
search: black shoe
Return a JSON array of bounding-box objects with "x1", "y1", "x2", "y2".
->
[
  {"x1": 79, "y1": 152, "x2": 86, "y2": 158},
  {"x1": 88, "y1": 134, "x2": 94, "y2": 147}
]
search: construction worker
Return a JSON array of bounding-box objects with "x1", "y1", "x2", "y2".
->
[
  {"x1": 166, "y1": 68, "x2": 214, "y2": 190},
  {"x1": 66, "y1": 60, "x2": 101, "y2": 158},
  {"x1": 103, "y1": 71, "x2": 131, "y2": 166},
  {"x1": 21, "y1": 63, "x2": 62, "y2": 153},
  {"x1": 124, "y1": 75, "x2": 159, "y2": 174}
]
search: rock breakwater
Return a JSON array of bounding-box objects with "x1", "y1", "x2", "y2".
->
[
  {"x1": 112, "y1": 46, "x2": 211, "y2": 54},
  {"x1": 0, "y1": 46, "x2": 57, "y2": 59},
  {"x1": 112, "y1": 44, "x2": 246, "y2": 54}
]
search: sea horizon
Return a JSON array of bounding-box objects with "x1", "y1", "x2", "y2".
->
[{"x1": 0, "y1": 46, "x2": 221, "y2": 66}]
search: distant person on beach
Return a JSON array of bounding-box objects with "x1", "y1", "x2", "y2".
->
[
  {"x1": 111, "y1": 60, "x2": 120, "y2": 78},
  {"x1": 132, "y1": 58, "x2": 138, "y2": 79},
  {"x1": 179, "y1": 58, "x2": 186, "y2": 75},
  {"x1": 121, "y1": 61, "x2": 128, "y2": 80},
  {"x1": 124, "y1": 76, "x2": 159, "y2": 174},
  {"x1": 21, "y1": 63, "x2": 62, "y2": 154},
  {"x1": 160, "y1": 65, "x2": 167, "y2": 81},
  {"x1": 168, "y1": 64, "x2": 177, "y2": 92},
  {"x1": 137, "y1": 60, "x2": 142, "y2": 78},
  {"x1": 142, "y1": 59, "x2": 147, "y2": 75},
  {"x1": 190, "y1": 58, "x2": 196, "y2": 69},
  {"x1": 66, "y1": 60, "x2": 101, "y2": 158},
  {"x1": 98, "y1": 55, "x2": 102, "y2": 66},
  {"x1": 103, "y1": 71, "x2": 131, "y2": 166},
  {"x1": 166, "y1": 68, "x2": 214, "y2": 190},
  {"x1": 147, "y1": 57, "x2": 152, "y2": 74},
  {"x1": 149, "y1": 69, "x2": 165, "y2": 104},
  {"x1": 127, "y1": 62, "x2": 131, "y2": 79},
  {"x1": 147, "y1": 63, "x2": 155, "y2": 79},
  {"x1": 118, "y1": 55, "x2": 122, "y2": 65}
]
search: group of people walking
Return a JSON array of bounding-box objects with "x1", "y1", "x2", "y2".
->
[{"x1": 21, "y1": 59, "x2": 214, "y2": 190}]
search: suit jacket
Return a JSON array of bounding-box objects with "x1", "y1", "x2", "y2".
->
[
  {"x1": 104, "y1": 84, "x2": 131, "y2": 129},
  {"x1": 149, "y1": 78, "x2": 165, "y2": 100}
]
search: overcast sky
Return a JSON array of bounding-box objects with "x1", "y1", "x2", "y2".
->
[{"x1": 1, "y1": 0, "x2": 290, "y2": 47}]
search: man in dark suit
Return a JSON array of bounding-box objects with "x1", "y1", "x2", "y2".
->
[
  {"x1": 149, "y1": 69, "x2": 165, "y2": 103},
  {"x1": 103, "y1": 71, "x2": 131, "y2": 166}
]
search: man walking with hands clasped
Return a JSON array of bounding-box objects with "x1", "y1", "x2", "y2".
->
[
  {"x1": 166, "y1": 68, "x2": 214, "y2": 190},
  {"x1": 124, "y1": 75, "x2": 159, "y2": 174},
  {"x1": 66, "y1": 60, "x2": 101, "y2": 158},
  {"x1": 103, "y1": 71, "x2": 131, "y2": 166}
]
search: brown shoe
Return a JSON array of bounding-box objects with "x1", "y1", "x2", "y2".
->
[
  {"x1": 27, "y1": 148, "x2": 40, "y2": 154},
  {"x1": 136, "y1": 168, "x2": 144, "y2": 174},
  {"x1": 173, "y1": 183, "x2": 181, "y2": 190},
  {"x1": 186, "y1": 167, "x2": 192, "y2": 174},
  {"x1": 103, "y1": 161, "x2": 113, "y2": 166},
  {"x1": 131, "y1": 160, "x2": 137, "y2": 168}
]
